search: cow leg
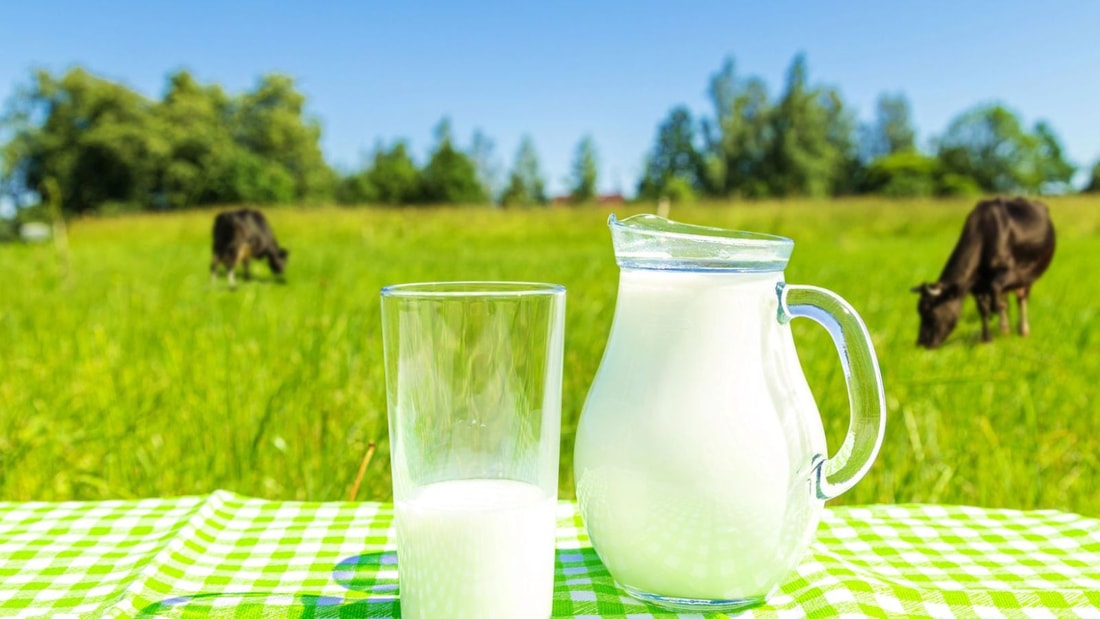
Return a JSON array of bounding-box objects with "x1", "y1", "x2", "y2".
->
[
  {"x1": 988, "y1": 269, "x2": 1012, "y2": 335},
  {"x1": 236, "y1": 244, "x2": 253, "y2": 282},
  {"x1": 226, "y1": 244, "x2": 252, "y2": 288},
  {"x1": 997, "y1": 292, "x2": 1010, "y2": 334},
  {"x1": 976, "y1": 292, "x2": 994, "y2": 342},
  {"x1": 210, "y1": 255, "x2": 220, "y2": 285},
  {"x1": 1017, "y1": 287, "x2": 1031, "y2": 337},
  {"x1": 226, "y1": 250, "x2": 241, "y2": 290}
]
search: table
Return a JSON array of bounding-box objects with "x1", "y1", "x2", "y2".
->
[{"x1": 1, "y1": 491, "x2": 1098, "y2": 618}]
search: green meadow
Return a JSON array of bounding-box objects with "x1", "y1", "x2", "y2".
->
[{"x1": 2, "y1": 198, "x2": 1098, "y2": 515}]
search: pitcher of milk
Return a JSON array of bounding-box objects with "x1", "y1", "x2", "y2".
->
[{"x1": 574, "y1": 214, "x2": 886, "y2": 613}]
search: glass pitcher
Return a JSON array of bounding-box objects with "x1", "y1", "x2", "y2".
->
[{"x1": 574, "y1": 214, "x2": 886, "y2": 613}]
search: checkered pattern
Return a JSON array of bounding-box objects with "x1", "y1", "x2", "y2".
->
[{"x1": 1, "y1": 493, "x2": 1098, "y2": 618}]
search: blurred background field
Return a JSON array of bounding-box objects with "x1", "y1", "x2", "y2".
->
[{"x1": 1, "y1": 197, "x2": 1097, "y2": 514}]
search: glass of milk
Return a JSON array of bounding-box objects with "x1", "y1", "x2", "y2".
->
[{"x1": 380, "y1": 282, "x2": 566, "y2": 619}]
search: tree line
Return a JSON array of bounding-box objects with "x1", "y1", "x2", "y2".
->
[
  {"x1": 2, "y1": 56, "x2": 1100, "y2": 216},
  {"x1": 0, "y1": 68, "x2": 593, "y2": 215},
  {"x1": 639, "y1": 54, "x2": 1087, "y2": 202}
]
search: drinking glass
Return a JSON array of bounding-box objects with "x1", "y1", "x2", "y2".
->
[{"x1": 381, "y1": 281, "x2": 566, "y2": 619}]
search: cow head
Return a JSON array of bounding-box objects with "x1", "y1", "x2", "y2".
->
[
  {"x1": 912, "y1": 282, "x2": 963, "y2": 348},
  {"x1": 267, "y1": 247, "x2": 290, "y2": 276}
]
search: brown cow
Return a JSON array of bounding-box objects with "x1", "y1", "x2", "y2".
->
[
  {"x1": 210, "y1": 209, "x2": 289, "y2": 288},
  {"x1": 912, "y1": 197, "x2": 1055, "y2": 348}
]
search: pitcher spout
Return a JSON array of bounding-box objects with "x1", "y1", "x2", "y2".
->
[{"x1": 608, "y1": 213, "x2": 794, "y2": 272}]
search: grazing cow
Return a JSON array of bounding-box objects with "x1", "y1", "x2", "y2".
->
[
  {"x1": 912, "y1": 197, "x2": 1055, "y2": 348},
  {"x1": 210, "y1": 209, "x2": 289, "y2": 288}
]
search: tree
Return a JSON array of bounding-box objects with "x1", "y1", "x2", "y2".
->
[
  {"x1": 705, "y1": 57, "x2": 773, "y2": 197},
  {"x1": 500, "y1": 136, "x2": 547, "y2": 207},
  {"x1": 1, "y1": 68, "x2": 168, "y2": 213},
  {"x1": 156, "y1": 70, "x2": 236, "y2": 207},
  {"x1": 821, "y1": 87, "x2": 860, "y2": 195},
  {"x1": 861, "y1": 93, "x2": 916, "y2": 162},
  {"x1": 366, "y1": 141, "x2": 422, "y2": 205},
  {"x1": 707, "y1": 58, "x2": 738, "y2": 135},
  {"x1": 936, "y1": 104, "x2": 1074, "y2": 194},
  {"x1": 1, "y1": 67, "x2": 338, "y2": 212},
  {"x1": 1086, "y1": 160, "x2": 1100, "y2": 193},
  {"x1": 662, "y1": 175, "x2": 696, "y2": 204},
  {"x1": 204, "y1": 147, "x2": 297, "y2": 204},
  {"x1": 637, "y1": 106, "x2": 707, "y2": 200},
  {"x1": 420, "y1": 119, "x2": 487, "y2": 204},
  {"x1": 568, "y1": 135, "x2": 598, "y2": 204},
  {"x1": 862, "y1": 151, "x2": 941, "y2": 197},
  {"x1": 334, "y1": 168, "x2": 377, "y2": 205},
  {"x1": 233, "y1": 74, "x2": 333, "y2": 202},
  {"x1": 156, "y1": 71, "x2": 307, "y2": 206},
  {"x1": 1033, "y1": 121, "x2": 1075, "y2": 193},
  {"x1": 936, "y1": 173, "x2": 983, "y2": 197},
  {"x1": 937, "y1": 104, "x2": 1028, "y2": 193},
  {"x1": 761, "y1": 54, "x2": 848, "y2": 197},
  {"x1": 702, "y1": 57, "x2": 737, "y2": 195},
  {"x1": 469, "y1": 129, "x2": 501, "y2": 202}
]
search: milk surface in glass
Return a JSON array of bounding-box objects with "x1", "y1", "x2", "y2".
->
[
  {"x1": 575, "y1": 268, "x2": 826, "y2": 601},
  {"x1": 395, "y1": 478, "x2": 556, "y2": 619}
]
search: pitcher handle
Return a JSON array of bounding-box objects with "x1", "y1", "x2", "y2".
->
[{"x1": 776, "y1": 282, "x2": 886, "y2": 500}]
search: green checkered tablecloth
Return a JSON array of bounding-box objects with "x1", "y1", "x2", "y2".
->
[{"x1": 1, "y1": 491, "x2": 1098, "y2": 618}]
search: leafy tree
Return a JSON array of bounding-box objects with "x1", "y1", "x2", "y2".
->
[
  {"x1": 500, "y1": 135, "x2": 547, "y2": 207},
  {"x1": 1, "y1": 67, "x2": 338, "y2": 212},
  {"x1": 638, "y1": 106, "x2": 707, "y2": 199},
  {"x1": 420, "y1": 119, "x2": 487, "y2": 204},
  {"x1": 568, "y1": 135, "x2": 598, "y2": 203},
  {"x1": 936, "y1": 104, "x2": 1074, "y2": 194},
  {"x1": 821, "y1": 87, "x2": 861, "y2": 195},
  {"x1": 863, "y1": 151, "x2": 941, "y2": 197},
  {"x1": 705, "y1": 57, "x2": 773, "y2": 197},
  {"x1": 366, "y1": 141, "x2": 422, "y2": 205},
  {"x1": 1085, "y1": 160, "x2": 1100, "y2": 193},
  {"x1": 662, "y1": 175, "x2": 696, "y2": 204},
  {"x1": 469, "y1": 129, "x2": 501, "y2": 202},
  {"x1": 937, "y1": 173, "x2": 983, "y2": 197},
  {"x1": 156, "y1": 70, "x2": 235, "y2": 207},
  {"x1": 762, "y1": 54, "x2": 849, "y2": 197},
  {"x1": 1033, "y1": 121, "x2": 1075, "y2": 193},
  {"x1": 205, "y1": 147, "x2": 297, "y2": 204},
  {"x1": 158, "y1": 72, "x2": 311, "y2": 206},
  {"x1": 1, "y1": 68, "x2": 168, "y2": 213},
  {"x1": 702, "y1": 57, "x2": 738, "y2": 195},
  {"x1": 937, "y1": 104, "x2": 1028, "y2": 193},
  {"x1": 707, "y1": 58, "x2": 738, "y2": 135},
  {"x1": 233, "y1": 74, "x2": 332, "y2": 202},
  {"x1": 334, "y1": 167, "x2": 377, "y2": 205},
  {"x1": 861, "y1": 93, "x2": 916, "y2": 162}
]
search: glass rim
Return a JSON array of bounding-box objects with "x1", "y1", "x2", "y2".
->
[{"x1": 380, "y1": 281, "x2": 566, "y2": 298}]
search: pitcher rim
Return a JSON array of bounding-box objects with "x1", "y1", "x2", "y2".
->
[
  {"x1": 608, "y1": 213, "x2": 794, "y2": 272},
  {"x1": 609, "y1": 213, "x2": 794, "y2": 247}
]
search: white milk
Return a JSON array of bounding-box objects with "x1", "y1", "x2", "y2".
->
[
  {"x1": 395, "y1": 478, "x2": 556, "y2": 619},
  {"x1": 575, "y1": 269, "x2": 827, "y2": 602}
]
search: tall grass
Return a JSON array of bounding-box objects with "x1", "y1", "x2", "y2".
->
[{"x1": 1, "y1": 198, "x2": 1098, "y2": 515}]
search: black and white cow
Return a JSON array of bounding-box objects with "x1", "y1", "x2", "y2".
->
[
  {"x1": 210, "y1": 209, "x2": 289, "y2": 288},
  {"x1": 912, "y1": 197, "x2": 1055, "y2": 348}
]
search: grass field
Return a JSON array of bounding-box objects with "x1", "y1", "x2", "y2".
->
[{"x1": 2, "y1": 197, "x2": 1098, "y2": 515}]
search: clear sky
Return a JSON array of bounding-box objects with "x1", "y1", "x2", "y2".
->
[{"x1": 2, "y1": 1, "x2": 1099, "y2": 196}]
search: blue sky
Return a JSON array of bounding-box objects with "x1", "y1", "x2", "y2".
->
[{"x1": 2, "y1": 1, "x2": 1099, "y2": 196}]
